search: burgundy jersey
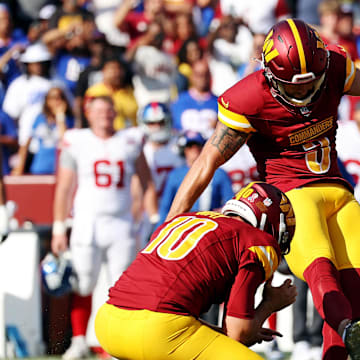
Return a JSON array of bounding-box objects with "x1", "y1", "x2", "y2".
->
[
  {"x1": 108, "y1": 211, "x2": 280, "y2": 318},
  {"x1": 218, "y1": 45, "x2": 356, "y2": 193}
]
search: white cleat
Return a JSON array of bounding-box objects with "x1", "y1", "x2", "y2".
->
[
  {"x1": 290, "y1": 341, "x2": 313, "y2": 360},
  {"x1": 62, "y1": 336, "x2": 91, "y2": 360},
  {"x1": 264, "y1": 339, "x2": 285, "y2": 360}
]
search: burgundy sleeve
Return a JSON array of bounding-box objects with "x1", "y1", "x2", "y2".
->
[{"x1": 226, "y1": 263, "x2": 265, "y2": 319}]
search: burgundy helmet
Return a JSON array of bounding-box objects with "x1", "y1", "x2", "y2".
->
[
  {"x1": 262, "y1": 19, "x2": 329, "y2": 114},
  {"x1": 222, "y1": 181, "x2": 296, "y2": 255}
]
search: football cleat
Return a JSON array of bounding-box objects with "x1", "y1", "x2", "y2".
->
[
  {"x1": 222, "y1": 181, "x2": 296, "y2": 255},
  {"x1": 62, "y1": 336, "x2": 90, "y2": 360},
  {"x1": 344, "y1": 319, "x2": 360, "y2": 360}
]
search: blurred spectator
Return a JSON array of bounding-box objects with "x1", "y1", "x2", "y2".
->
[
  {"x1": 177, "y1": 36, "x2": 203, "y2": 82},
  {"x1": 51, "y1": 96, "x2": 158, "y2": 359},
  {"x1": 2, "y1": 41, "x2": 58, "y2": 148},
  {"x1": 133, "y1": 102, "x2": 184, "y2": 244},
  {"x1": 0, "y1": 43, "x2": 23, "y2": 99},
  {"x1": 26, "y1": 4, "x2": 57, "y2": 44},
  {"x1": 237, "y1": 33, "x2": 265, "y2": 79},
  {"x1": 85, "y1": 56, "x2": 138, "y2": 129},
  {"x1": 192, "y1": 0, "x2": 217, "y2": 38},
  {"x1": 73, "y1": 32, "x2": 113, "y2": 128},
  {"x1": 296, "y1": 0, "x2": 322, "y2": 25},
  {"x1": 127, "y1": 20, "x2": 178, "y2": 107},
  {"x1": 3, "y1": 42, "x2": 72, "y2": 181},
  {"x1": 171, "y1": 58, "x2": 218, "y2": 139},
  {"x1": 91, "y1": 0, "x2": 131, "y2": 48},
  {"x1": 159, "y1": 130, "x2": 233, "y2": 224},
  {"x1": 46, "y1": 0, "x2": 94, "y2": 33},
  {"x1": 0, "y1": 3, "x2": 28, "y2": 49},
  {"x1": 12, "y1": 87, "x2": 74, "y2": 175},
  {"x1": 16, "y1": 0, "x2": 50, "y2": 24},
  {"x1": 336, "y1": 3, "x2": 359, "y2": 62},
  {"x1": 207, "y1": 15, "x2": 249, "y2": 95},
  {"x1": 171, "y1": 11, "x2": 199, "y2": 54},
  {"x1": 0, "y1": 108, "x2": 18, "y2": 175},
  {"x1": 336, "y1": 103, "x2": 360, "y2": 202},
  {"x1": 139, "y1": 102, "x2": 184, "y2": 198},
  {"x1": 114, "y1": 0, "x2": 168, "y2": 49},
  {"x1": 219, "y1": 0, "x2": 290, "y2": 34},
  {"x1": 43, "y1": 22, "x2": 94, "y2": 96},
  {"x1": 317, "y1": 0, "x2": 340, "y2": 45}
]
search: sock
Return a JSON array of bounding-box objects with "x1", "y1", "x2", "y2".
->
[
  {"x1": 70, "y1": 294, "x2": 92, "y2": 337},
  {"x1": 322, "y1": 321, "x2": 347, "y2": 360},
  {"x1": 303, "y1": 257, "x2": 352, "y2": 332},
  {"x1": 268, "y1": 312, "x2": 277, "y2": 331},
  {"x1": 340, "y1": 268, "x2": 360, "y2": 319}
]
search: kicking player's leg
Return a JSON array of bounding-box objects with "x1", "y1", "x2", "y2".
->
[{"x1": 285, "y1": 185, "x2": 353, "y2": 359}]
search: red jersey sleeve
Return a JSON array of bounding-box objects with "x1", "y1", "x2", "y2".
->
[{"x1": 226, "y1": 263, "x2": 264, "y2": 319}]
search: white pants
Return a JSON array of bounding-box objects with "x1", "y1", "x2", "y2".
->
[{"x1": 70, "y1": 213, "x2": 136, "y2": 296}]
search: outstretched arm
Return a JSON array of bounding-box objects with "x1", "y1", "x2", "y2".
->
[{"x1": 165, "y1": 122, "x2": 248, "y2": 220}]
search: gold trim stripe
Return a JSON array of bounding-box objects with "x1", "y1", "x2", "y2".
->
[
  {"x1": 344, "y1": 57, "x2": 356, "y2": 93},
  {"x1": 218, "y1": 104, "x2": 256, "y2": 133},
  {"x1": 287, "y1": 19, "x2": 307, "y2": 74}
]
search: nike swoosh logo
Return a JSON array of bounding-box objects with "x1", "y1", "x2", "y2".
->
[{"x1": 221, "y1": 97, "x2": 229, "y2": 108}]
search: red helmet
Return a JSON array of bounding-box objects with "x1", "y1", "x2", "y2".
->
[
  {"x1": 222, "y1": 182, "x2": 295, "y2": 255},
  {"x1": 262, "y1": 19, "x2": 329, "y2": 115}
]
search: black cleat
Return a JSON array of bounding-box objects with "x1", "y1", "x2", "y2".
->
[{"x1": 344, "y1": 319, "x2": 360, "y2": 360}]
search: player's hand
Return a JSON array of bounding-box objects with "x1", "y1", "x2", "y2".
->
[
  {"x1": 245, "y1": 327, "x2": 283, "y2": 347},
  {"x1": 263, "y1": 278, "x2": 297, "y2": 313},
  {"x1": 257, "y1": 327, "x2": 283, "y2": 343},
  {"x1": 51, "y1": 234, "x2": 68, "y2": 256}
]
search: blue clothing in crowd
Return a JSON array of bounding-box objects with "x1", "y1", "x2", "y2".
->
[
  {"x1": 171, "y1": 91, "x2": 218, "y2": 133},
  {"x1": 30, "y1": 113, "x2": 74, "y2": 174},
  {"x1": 159, "y1": 165, "x2": 234, "y2": 224},
  {"x1": 0, "y1": 110, "x2": 17, "y2": 174}
]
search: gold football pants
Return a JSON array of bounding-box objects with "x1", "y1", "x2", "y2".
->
[
  {"x1": 285, "y1": 183, "x2": 360, "y2": 280},
  {"x1": 95, "y1": 303, "x2": 264, "y2": 360}
]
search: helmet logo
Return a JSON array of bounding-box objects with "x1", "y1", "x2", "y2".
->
[
  {"x1": 280, "y1": 195, "x2": 295, "y2": 227},
  {"x1": 263, "y1": 198, "x2": 273, "y2": 207},
  {"x1": 248, "y1": 193, "x2": 259, "y2": 203},
  {"x1": 263, "y1": 30, "x2": 279, "y2": 63}
]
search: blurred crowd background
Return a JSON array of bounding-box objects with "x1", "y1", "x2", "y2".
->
[
  {"x1": 0, "y1": 0, "x2": 359, "y2": 189},
  {"x1": 1, "y1": 0, "x2": 360, "y2": 359}
]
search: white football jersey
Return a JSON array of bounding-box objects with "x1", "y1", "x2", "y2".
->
[
  {"x1": 221, "y1": 145, "x2": 259, "y2": 194},
  {"x1": 62, "y1": 127, "x2": 144, "y2": 216},
  {"x1": 336, "y1": 120, "x2": 360, "y2": 202},
  {"x1": 143, "y1": 140, "x2": 184, "y2": 198}
]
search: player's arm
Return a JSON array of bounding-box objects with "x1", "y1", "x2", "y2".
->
[
  {"x1": 135, "y1": 150, "x2": 159, "y2": 222},
  {"x1": 51, "y1": 150, "x2": 77, "y2": 256},
  {"x1": 165, "y1": 121, "x2": 249, "y2": 221},
  {"x1": 224, "y1": 265, "x2": 297, "y2": 346}
]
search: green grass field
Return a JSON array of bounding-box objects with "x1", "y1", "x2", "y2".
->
[{"x1": 26, "y1": 353, "x2": 293, "y2": 360}]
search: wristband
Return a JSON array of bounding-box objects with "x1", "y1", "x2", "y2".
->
[
  {"x1": 52, "y1": 220, "x2": 67, "y2": 235},
  {"x1": 149, "y1": 213, "x2": 160, "y2": 224}
]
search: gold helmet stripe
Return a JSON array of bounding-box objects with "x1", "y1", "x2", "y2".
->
[{"x1": 287, "y1": 19, "x2": 307, "y2": 74}]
